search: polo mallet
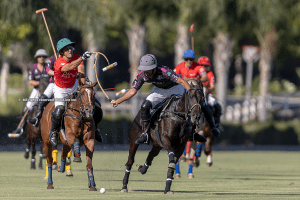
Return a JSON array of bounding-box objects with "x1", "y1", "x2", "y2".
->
[
  {"x1": 91, "y1": 52, "x2": 118, "y2": 107},
  {"x1": 8, "y1": 92, "x2": 40, "y2": 138},
  {"x1": 36, "y1": 8, "x2": 57, "y2": 59},
  {"x1": 190, "y1": 24, "x2": 195, "y2": 51}
]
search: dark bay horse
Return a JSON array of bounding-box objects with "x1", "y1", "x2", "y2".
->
[
  {"x1": 41, "y1": 79, "x2": 98, "y2": 190},
  {"x1": 121, "y1": 80, "x2": 204, "y2": 194},
  {"x1": 24, "y1": 78, "x2": 49, "y2": 169}
]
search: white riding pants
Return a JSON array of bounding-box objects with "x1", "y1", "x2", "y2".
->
[
  {"x1": 26, "y1": 88, "x2": 39, "y2": 111},
  {"x1": 53, "y1": 80, "x2": 79, "y2": 107},
  {"x1": 43, "y1": 83, "x2": 55, "y2": 98},
  {"x1": 146, "y1": 84, "x2": 185, "y2": 108},
  {"x1": 207, "y1": 93, "x2": 217, "y2": 106}
]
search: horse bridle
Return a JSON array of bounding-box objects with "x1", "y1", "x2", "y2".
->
[
  {"x1": 66, "y1": 85, "x2": 95, "y2": 120},
  {"x1": 184, "y1": 87, "x2": 203, "y2": 123}
]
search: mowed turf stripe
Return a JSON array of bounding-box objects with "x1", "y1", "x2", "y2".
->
[{"x1": 0, "y1": 151, "x2": 299, "y2": 199}]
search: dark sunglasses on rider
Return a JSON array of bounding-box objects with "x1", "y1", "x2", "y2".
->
[
  {"x1": 184, "y1": 58, "x2": 194, "y2": 61},
  {"x1": 64, "y1": 46, "x2": 75, "y2": 51}
]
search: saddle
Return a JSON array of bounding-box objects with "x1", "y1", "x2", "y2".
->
[{"x1": 147, "y1": 95, "x2": 187, "y2": 147}]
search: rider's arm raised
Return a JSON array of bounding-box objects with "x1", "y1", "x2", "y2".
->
[
  {"x1": 61, "y1": 57, "x2": 83, "y2": 72},
  {"x1": 176, "y1": 77, "x2": 190, "y2": 91}
]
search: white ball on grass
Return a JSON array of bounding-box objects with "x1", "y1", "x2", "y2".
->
[{"x1": 100, "y1": 188, "x2": 106, "y2": 193}]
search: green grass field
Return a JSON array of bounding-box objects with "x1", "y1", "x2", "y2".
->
[{"x1": 0, "y1": 151, "x2": 299, "y2": 199}]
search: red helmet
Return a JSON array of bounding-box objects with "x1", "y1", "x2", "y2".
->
[{"x1": 198, "y1": 56, "x2": 211, "y2": 66}]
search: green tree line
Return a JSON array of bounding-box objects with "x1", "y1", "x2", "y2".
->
[{"x1": 1, "y1": 0, "x2": 300, "y2": 121}]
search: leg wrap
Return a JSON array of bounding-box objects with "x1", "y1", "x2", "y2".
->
[
  {"x1": 122, "y1": 165, "x2": 131, "y2": 189},
  {"x1": 175, "y1": 162, "x2": 180, "y2": 174},
  {"x1": 47, "y1": 164, "x2": 53, "y2": 185},
  {"x1": 168, "y1": 152, "x2": 175, "y2": 165},
  {"x1": 87, "y1": 170, "x2": 96, "y2": 188},
  {"x1": 139, "y1": 162, "x2": 149, "y2": 174},
  {"x1": 74, "y1": 142, "x2": 81, "y2": 156},
  {"x1": 196, "y1": 143, "x2": 203, "y2": 158},
  {"x1": 60, "y1": 158, "x2": 66, "y2": 173}
]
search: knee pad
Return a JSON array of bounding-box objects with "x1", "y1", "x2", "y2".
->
[
  {"x1": 52, "y1": 105, "x2": 65, "y2": 121},
  {"x1": 141, "y1": 100, "x2": 152, "y2": 121}
]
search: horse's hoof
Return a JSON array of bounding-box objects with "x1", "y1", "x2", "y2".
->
[
  {"x1": 174, "y1": 174, "x2": 181, "y2": 178},
  {"x1": 89, "y1": 186, "x2": 97, "y2": 191},
  {"x1": 57, "y1": 166, "x2": 61, "y2": 172},
  {"x1": 24, "y1": 153, "x2": 29, "y2": 159},
  {"x1": 193, "y1": 157, "x2": 200, "y2": 168},
  {"x1": 207, "y1": 162, "x2": 212, "y2": 167},
  {"x1": 47, "y1": 184, "x2": 54, "y2": 189},
  {"x1": 168, "y1": 163, "x2": 176, "y2": 169},
  {"x1": 52, "y1": 163, "x2": 58, "y2": 170},
  {"x1": 66, "y1": 169, "x2": 73, "y2": 176},
  {"x1": 43, "y1": 176, "x2": 48, "y2": 180},
  {"x1": 179, "y1": 157, "x2": 186, "y2": 162},
  {"x1": 136, "y1": 164, "x2": 142, "y2": 171},
  {"x1": 187, "y1": 173, "x2": 194, "y2": 178},
  {"x1": 121, "y1": 189, "x2": 128, "y2": 193},
  {"x1": 73, "y1": 157, "x2": 82, "y2": 163},
  {"x1": 164, "y1": 191, "x2": 174, "y2": 194}
]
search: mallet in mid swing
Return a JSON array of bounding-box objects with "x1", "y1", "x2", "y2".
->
[{"x1": 36, "y1": 8, "x2": 57, "y2": 59}]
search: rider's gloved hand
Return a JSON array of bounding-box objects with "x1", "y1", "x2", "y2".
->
[{"x1": 81, "y1": 51, "x2": 91, "y2": 61}]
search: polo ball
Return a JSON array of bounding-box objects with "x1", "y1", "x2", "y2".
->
[{"x1": 100, "y1": 188, "x2": 106, "y2": 193}]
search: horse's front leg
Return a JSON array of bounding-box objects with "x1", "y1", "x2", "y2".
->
[
  {"x1": 30, "y1": 139, "x2": 36, "y2": 169},
  {"x1": 84, "y1": 135, "x2": 96, "y2": 191},
  {"x1": 44, "y1": 142, "x2": 54, "y2": 189},
  {"x1": 137, "y1": 145, "x2": 162, "y2": 175}
]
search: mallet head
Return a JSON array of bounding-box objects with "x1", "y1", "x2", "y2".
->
[{"x1": 36, "y1": 8, "x2": 48, "y2": 14}]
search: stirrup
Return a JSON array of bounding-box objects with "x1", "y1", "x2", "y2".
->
[{"x1": 29, "y1": 117, "x2": 39, "y2": 127}]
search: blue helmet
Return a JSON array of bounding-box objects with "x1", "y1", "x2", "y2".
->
[{"x1": 182, "y1": 49, "x2": 196, "y2": 59}]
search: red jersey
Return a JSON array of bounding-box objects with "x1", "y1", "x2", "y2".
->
[
  {"x1": 174, "y1": 62, "x2": 206, "y2": 79},
  {"x1": 203, "y1": 70, "x2": 215, "y2": 94},
  {"x1": 54, "y1": 54, "x2": 83, "y2": 88}
]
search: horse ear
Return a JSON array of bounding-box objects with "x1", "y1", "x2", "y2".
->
[
  {"x1": 91, "y1": 81, "x2": 98, "y2": 88},
  {"x1": 78, "y1": 78, "x2": 83, "y2": 86}
]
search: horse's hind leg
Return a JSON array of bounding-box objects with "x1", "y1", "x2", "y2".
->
[
  {"x1": 30, "y1": 139, "x2": 36, "y2": 169},
  {"x1": 84, "y1": 139, "x2": 96, "y2": 191},
  {"x1": 121, "y1": 142, "x2": 139, "y2": 192},
  {"x1": 57, "y1": 145, "x2": 71, "y2": 173},
  {"x1": 24, "y1": 138, "x2": 30, "y2": 159},
  {"x1": 137, "y1": 145, "x2": 162, "y2": 175},
  {"x1": 73, "y1": 138, "x2": 82, "y2": 163},
  {"x1": 205, "y1": 136, "x2": 215, "y2": 167},
  {"x1": 38, "y1": 142, "x2": 44, "y2": 169}
]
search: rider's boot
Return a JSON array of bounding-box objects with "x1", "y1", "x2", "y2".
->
[
  {"x1": 214, "y1": 103, "x2": 224, "y2": 132},
  {"x1": 93, "y1": 99, "x2": 103, "y2": 142},
  {"x1": 201, "y1": 103, "x2": 220, "y2": 137},
  {"x1": 135, "y1": 100, "x2": 152, "y2": 145},
  {"x1": 29, "y1": 94, "x2": 49, "y2": 127},
  {"x1": 49, "y1": 106, "x2": 65, "y2": 146}
]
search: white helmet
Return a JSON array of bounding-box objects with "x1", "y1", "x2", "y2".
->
[{"x1": 34, "y1": 49, "x2": 48, "y2": 59}]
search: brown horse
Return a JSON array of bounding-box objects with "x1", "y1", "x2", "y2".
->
[
  {"x1": 24, "y1": 78, "x2": 49, "y2": 169},
  {"x1": 41, "y1": 79, "x2": 98, "y2": 190},
  {"x1": 121, "y1": 80, "x2": 204, "y2": 194}
]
